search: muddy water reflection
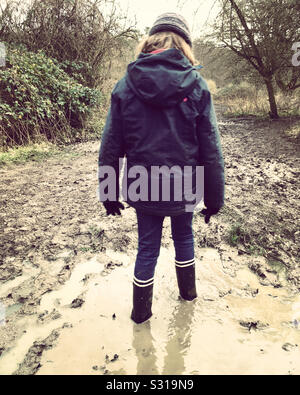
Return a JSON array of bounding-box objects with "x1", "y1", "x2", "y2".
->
[
  {"x1": 132, "y1": 300, "x2": 195, "y2": 375},
  {"x1": 162, "y1": 301, "x2": 195, "y2": 374},
  {"x1": 132, "y1": 321, "x2": 158, "y2": 375}
]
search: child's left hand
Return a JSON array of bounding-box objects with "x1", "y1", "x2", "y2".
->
[{"x1": 103, "y1": 201, "x2": 125, "y2": 216}]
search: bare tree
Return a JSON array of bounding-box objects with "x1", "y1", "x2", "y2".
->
[{"x1": 213, "y1": 0, "x2": 300, "y2": 118}]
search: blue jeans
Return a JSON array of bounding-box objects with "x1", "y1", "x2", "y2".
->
[{"x1": 134, "y1": 210, "x2": 194, "y2": 284}]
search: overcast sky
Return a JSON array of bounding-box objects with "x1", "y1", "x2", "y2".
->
[
  {"x1": 0, "y1": 0, "x2": 219, "y2": 38},
  {"x1": 121, "y1": 0, "x2": 219, "y2": 37}
]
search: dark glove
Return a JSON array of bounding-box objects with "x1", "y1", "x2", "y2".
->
[
  {"x1": 103, "y1": 201, "x2": 125, "y2": 216},
  {"x1": 201, "y1": 207, "x2": 220, "y2": 224}
]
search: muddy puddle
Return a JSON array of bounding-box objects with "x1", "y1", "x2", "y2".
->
[
  {"x1": 0, "y1": 110, "x2": 299, "y2": 375},
  {"x1": 1, "y1": 246, "x2": 299, "y2": 375}
]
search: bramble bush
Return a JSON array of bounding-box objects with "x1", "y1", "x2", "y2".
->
[
  {"x1": 0, "y1": 0, "x2": 137, "y2": 149},
  {"x1": 0, "y1": 0, "x2": 137, "y2": 88},
  {"x1": 0, "y1": 43, "x2": 101, "y2": 147}
]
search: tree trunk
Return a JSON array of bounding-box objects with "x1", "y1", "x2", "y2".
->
[{"x1": 265, "y1": 77, "x2": 279, "y2": 119}]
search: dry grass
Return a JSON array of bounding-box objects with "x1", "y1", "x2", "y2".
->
[
  {"x1": 206, "y1": 79, "x2": 217, "y2": 95},
  {"x1": 284, "y1": 124, "x2": 300, "y2": 139},
  {"x1": 213, "y1": 82, "x2": 300, "y2": 118}
]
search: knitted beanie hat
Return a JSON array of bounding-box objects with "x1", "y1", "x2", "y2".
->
[{"x1": 149, "y1": 13, "x2": 192, "y2": 47}]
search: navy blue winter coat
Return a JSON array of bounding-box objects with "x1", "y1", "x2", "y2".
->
[{"x1": 98, "y1": 48, "x2": 224, "y2": 216}]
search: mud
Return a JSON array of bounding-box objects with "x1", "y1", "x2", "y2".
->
[{"x1": 0, "y1": 109, "x2": 299, "y2": 375}]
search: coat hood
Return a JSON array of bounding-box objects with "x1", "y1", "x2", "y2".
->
[{"x1": 126, "y1": 48, "x2": 200, "y2": 107}]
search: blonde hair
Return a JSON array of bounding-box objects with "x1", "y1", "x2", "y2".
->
[{"x1": 136, "y1": 31, "x2": 197, "y2": 65}]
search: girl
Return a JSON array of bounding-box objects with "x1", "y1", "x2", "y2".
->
[{"x1": 98, "y1": 13, "x2": 224, "y2": 324}]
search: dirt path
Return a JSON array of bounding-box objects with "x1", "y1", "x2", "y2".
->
[{"x1": 0, "y1": 109, "x2": 299, "y2": 375}]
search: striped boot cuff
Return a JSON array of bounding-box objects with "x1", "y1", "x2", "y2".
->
[
  {"x1": 133, "y1": 275, "x2": 154, "y2": 288},
  {"x1": 175, "y1": 258, "x2": 195, "y2": 268}
]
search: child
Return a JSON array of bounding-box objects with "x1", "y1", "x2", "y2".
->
[{"x1": 98, "y1": 13, "x2": 224, "y2": 324}]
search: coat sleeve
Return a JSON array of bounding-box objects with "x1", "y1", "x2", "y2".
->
[
  {"x1": 197, "y1": 87, "x2": 225, "y2": 209},
  {"x1": 98, "y1": 88, "x2": 125, "y2": 202}
]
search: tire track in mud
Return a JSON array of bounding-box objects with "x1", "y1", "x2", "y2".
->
[{"x1": 0, "y1": 110, "x2": 299, "y2": 374}]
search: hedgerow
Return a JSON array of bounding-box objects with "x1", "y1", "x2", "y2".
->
[{"x1": 0, "y1": 43, "x2": 101, "y2": 147}]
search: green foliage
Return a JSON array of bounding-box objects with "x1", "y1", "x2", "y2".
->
[
  {"x1": 79, "y1": 226, "x2": 105, "y2": 253},
  {"x1": 58, "y1": 60, "x2": 91, "y2": 85},
  {"x1": 0, "y1": 141, "x2": 81, "y2": 166},
  {"x1": 227, "y1": 222, "x2": 253, "y2": 249},
  {"x1": 0, "y1": 142, "x2": 60, "y2": 166},
  {"x1": 0, "y1": 43, "x2": 101, "y2": 147},
  {"x1": 228, "y1": 223, "x2": 245, "y2": 246},
  {"x1": 227, "y1": 222, "x2": 267, "y2": 257}
]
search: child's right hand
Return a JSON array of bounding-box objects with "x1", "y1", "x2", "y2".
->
[{"x1": 201, "y1": 207, "x2": 220, "y2": 224}]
